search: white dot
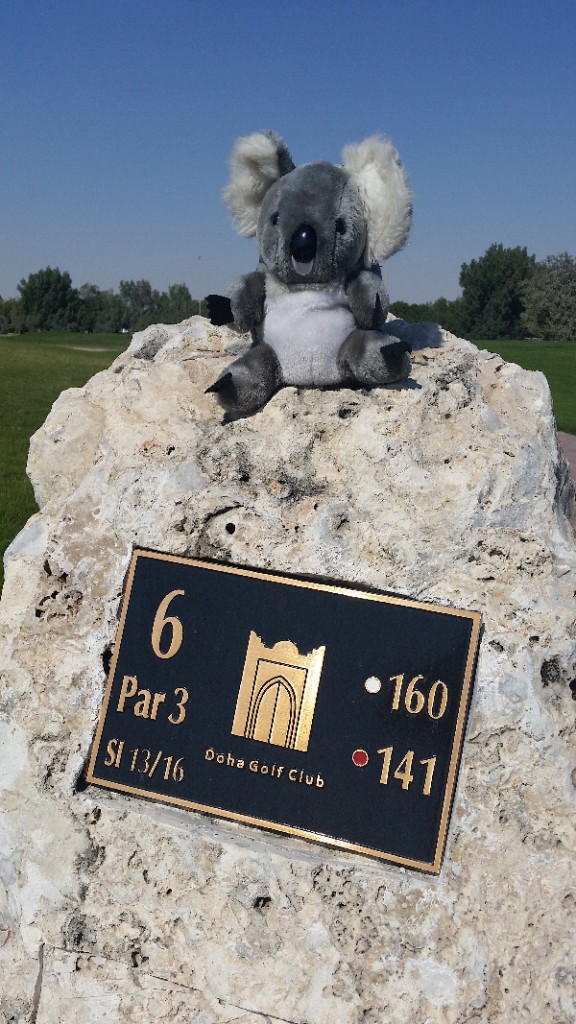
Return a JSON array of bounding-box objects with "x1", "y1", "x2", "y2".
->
[{"x1": 364, "y1": 676, "x2": 382, "y2": 694}]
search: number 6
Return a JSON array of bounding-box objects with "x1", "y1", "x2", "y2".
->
[
  {"x1": 405, "y1": 675, "x2": 426, "y2": 714},
  {"x1": 151, "y1": 590, "x2": 185, "y2": 659}
]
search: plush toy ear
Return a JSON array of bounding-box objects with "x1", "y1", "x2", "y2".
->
[
  {"x1": 223, "y1": 130, "x2": 295, "y2": 237},
  {"x1": 342, "y1": 136, "x2": 413, "y2": 264}
]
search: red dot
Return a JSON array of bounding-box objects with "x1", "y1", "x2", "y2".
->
[{"x1": 352, "y1": 749, "x2": 369, "y2": 767}]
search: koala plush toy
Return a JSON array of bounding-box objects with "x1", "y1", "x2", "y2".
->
[{"x1": 206, "y1": 130, "x2": 413, "y2": 414}]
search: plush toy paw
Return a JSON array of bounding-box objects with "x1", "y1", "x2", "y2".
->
[
  {"x1": 338, "y1": 330, "x2": 411, "y2": 386},
  {"x1": 205, "y1": 294, "x2": 233, "y2": 326},
  {"x1": 206, "y1": 343, "x2": 282, "y2": 414}
]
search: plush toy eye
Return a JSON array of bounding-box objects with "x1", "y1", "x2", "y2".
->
[
  {"x1": 336, "y1": 217, "x2": 347, "y2": 235},
  {"x1": 271, "y1": 212, "x2": 279, "y2": 225}
]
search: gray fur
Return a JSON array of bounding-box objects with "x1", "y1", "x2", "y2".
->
[
  {"x1": 208, "y1": 131, "x2": 413, "y2": 414},
  {"x1": 229, "y1": 271, "x2": 266, "y2": 333},
  {"x1": 338, "y1": 331, "x2": 411, "y2": 385},
  {"x1": 257, "y1": 163, "x2": 366, "y2": 289},
  {"x1": 207, "y1": 343, "x2": 282, "y2": 414}
]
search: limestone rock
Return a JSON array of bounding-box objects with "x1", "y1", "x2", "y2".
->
[{"x1": 1, "y1": 316, "x2": 575, "y2": 1023}]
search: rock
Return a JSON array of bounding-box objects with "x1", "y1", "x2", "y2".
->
[{"x1": 1, "y1": 316, "x2": 575, "y2": 1023}]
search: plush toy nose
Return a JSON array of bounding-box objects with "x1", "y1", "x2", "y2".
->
[
  {"x1": 289, "y1": 224, "x2": 317, "y2": 263},
  {"x1": 289, "y1": 224, "x2": 317, "y2": 276}
]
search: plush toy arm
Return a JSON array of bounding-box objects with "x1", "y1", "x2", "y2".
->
[
  {"x1": 345, "y1": 268, "x2": 390, "y2": 331},
  {"x1": 229, "y1": 270, "x2": 267, "y2": 333}
]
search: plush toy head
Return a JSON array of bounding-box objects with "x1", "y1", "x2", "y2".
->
[{"x1": 224, "y1": 130, "x2": 413, "y2": 287}]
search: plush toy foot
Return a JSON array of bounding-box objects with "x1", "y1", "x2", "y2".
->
[
  {"x1": 206, "y1": 343, "x2": 283, "y2": 414},
  {"x1": 337, "y1": 329, "x2": 411, "y2": 386}
]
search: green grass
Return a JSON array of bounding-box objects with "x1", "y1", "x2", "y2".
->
[
  {"x1": 474, "y1": 339, "x2": 576, "y2": 434},
  {"x1": 0, "y1": 332, "x2": 128, "y2": 592}
]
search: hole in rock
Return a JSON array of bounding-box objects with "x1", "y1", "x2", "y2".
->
[{"x1": 253, "y1": 895, "x2": 272, "y2": 911}]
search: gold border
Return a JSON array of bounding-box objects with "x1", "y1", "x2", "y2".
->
[{"x1": 86, "y1": 548, "x2": 482, "y2": 874}]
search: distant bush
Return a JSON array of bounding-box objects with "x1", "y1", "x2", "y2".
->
[
  {"x1": 0, "y1": 269, "x2": 206, "y2": 335},
  {"x1": 390, "y1": 296, "x2": 466, "y2": 336}
]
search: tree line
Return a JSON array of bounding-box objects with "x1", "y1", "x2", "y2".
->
[
  {"x1": 391, "y1": 246, "x2": 576, "y2": 342},
  {"x1": 1, "y1": 246, "x2": 575, "y2": 340},
  {"x1": 0, "y1": 269, "x2": 205, "y2": 334}
]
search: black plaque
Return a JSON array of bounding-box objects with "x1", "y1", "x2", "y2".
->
[{"x1": 87, "y1": 549, "x2": 481, "y2": 873}]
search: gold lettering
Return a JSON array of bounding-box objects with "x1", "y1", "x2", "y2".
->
[
  {"x1": 427, "y1": 681, "x2": 448, "y2": 719},
  {"x1": 378, "y1": 746, "x2": 436, "y2": 795},
  {"x1": 249, "y1": 760, "x2": 259, "y2": 772},
  {"x1": 405, "y1": 677, "x2": 426, "y2": 715},
  {"x1": 316, "y1": 773, "x2": 324, "y2": 788},
  {"x1": 134, "y1": 689, "x2": 153, "y2": 718},
  {"x1": 394, "y1": 750, "x2": 415, "y2": 790},
  {"x1": 387, "y1": 674, "x2": 449, "y2": 720},
  {"x1": 237, "y1": 759, "x2": 245, "y2": 769},
  {"x1": 151, "y1": 590, "x2": 185, "y2": 659},
  {"x1": 104, "y1": 738, "x2": 124, "y2": 767},
  {"x1": 147, "y1": 749, "x2": 163, "y2": 778},
  {"x1": 205, "y1": 747, "x2": 215, "y2": 760},
  {"x1": 420, "y1": 756, "x2": 437, "y2": 795},
  {"x1": 289, "y1": 768, "x2": 297, "y2": 781},
  {"x1": 378, "y1": 746, "x2": 393, "y2": 786},
  {"x1": 126, "y1": 746, "x2": 184, "y2": 781},
  {"x1": 389, "y1": 674, "x2": 404, "y2": 710},
  {"x1": 168, "y1": 686, "x2": 189, "y2": 725},
  {"x1": 150, "y1": 692, "x2": 166, "y2": 720},
  {"x1": 117, "y1": 675, "x2": 138, "y2": 712}
]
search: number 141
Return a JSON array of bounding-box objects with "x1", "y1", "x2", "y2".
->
[{"x1": 377, "y1": 747, "x2": 437, "y2": 796}]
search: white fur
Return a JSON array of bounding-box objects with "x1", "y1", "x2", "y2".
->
[
  {"x1": 224, "y1": 132, "x2": 287, "y2": 237},
  {"x1": 342, "y1": 136, "x2": 412, "y2": 263},
  {"x1": 263, "y1": 287, "x2": 355, "y2": 386}
]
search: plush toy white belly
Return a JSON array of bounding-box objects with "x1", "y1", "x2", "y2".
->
[{"x1": 263, "y1": 287, "x2": 355, "y2": 386}]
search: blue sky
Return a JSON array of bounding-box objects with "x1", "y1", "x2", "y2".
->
[{"x1": 1, "y1": 0, "x2": 575, "y2": 304}]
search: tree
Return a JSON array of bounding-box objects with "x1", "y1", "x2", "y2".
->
[
  {"x1": 459, "y1": 244, "x2": 535, "y2": 339},
  {"x1": 17, "y1": 266, "x2": 79, "y2": 331},
  {"x1": 76, "y1": 283, "x2": 103, "y2": 333},
  {"x1": 156, "y1": 283, "x2": 195, "y2": 323},
  {"x1": 521, "y1": 253, "x2": 576, "y2": 341},
  {"x1": 118, "y1": 279, "x2": 160, "y2": 331},
  {"x1": 94, "y1": 290, "x2": 124, "y2": 333}
]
